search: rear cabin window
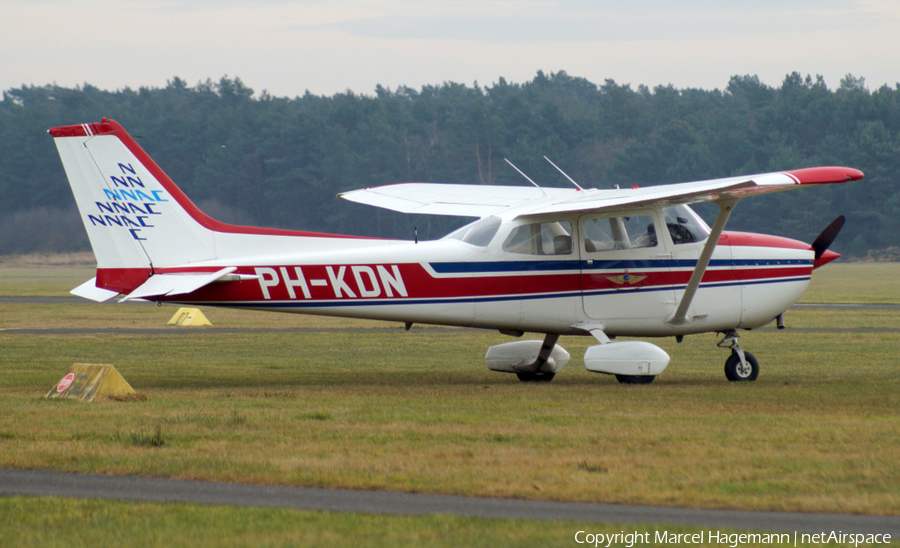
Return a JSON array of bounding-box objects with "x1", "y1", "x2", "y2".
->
[{"x1": 502, "y1": 221, "x2": 573, "y2": 255}]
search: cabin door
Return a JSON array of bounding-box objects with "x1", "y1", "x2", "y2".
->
[{"x1": 579, "y1": 211, "x2": 675, "y2": 331}]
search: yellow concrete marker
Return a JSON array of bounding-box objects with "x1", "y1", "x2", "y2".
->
[
  {"x1": 47, "y1": 364, "x2": 141, "y2": 402},
  {"x1": 167, "y1": 307, "x2": 212, "y2": 326}
]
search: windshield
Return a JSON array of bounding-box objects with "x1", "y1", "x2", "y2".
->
[{"x1": 444, "y1": 216, "x2": 502, "y2": 247}]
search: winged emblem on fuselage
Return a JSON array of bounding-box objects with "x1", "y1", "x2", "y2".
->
[{"x1": 606, "y1": 274, "x2": 648, "y2": 286}]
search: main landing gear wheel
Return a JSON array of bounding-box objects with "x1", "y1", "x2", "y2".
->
[
  {"x1": 724, "y1": 350, "x2": 759, "y2": 382},
  {"x1": 615, "y1": 375, "x2": 655, "y2": 385},
  {"x1": 516, "y1": 371, "x2": 556, "y2": 382}
]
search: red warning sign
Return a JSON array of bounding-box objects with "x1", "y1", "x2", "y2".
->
[{"x1": 56, "y1": 372, "x2": 75, "y2": 393}]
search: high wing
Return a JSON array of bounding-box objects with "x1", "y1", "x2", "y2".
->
[
  {"x1": 337, "y1": 183, "x2": 573, "y2": 218},
  {"x1": 338, "y1": 167, "x2": 863, "y2": 218},
  {"x1": 341, "y1": 166, "x2": 863, "y2": 331}
]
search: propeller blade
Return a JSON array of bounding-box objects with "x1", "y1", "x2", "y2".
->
[{"x1": 811, "y1": 215, "x2": 846, "y2": 260}]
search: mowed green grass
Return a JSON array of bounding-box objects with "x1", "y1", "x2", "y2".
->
[
  {"x1": 0, "y1": 260, "x2": 898, "y2": 546},
  {"x1": 0, "y1": 497, "x2": 801, "y2": 548},
  {"x1": 2, "y1": 327, "x2": 897, "y2": 513},
  {"x1": 799, "y1": 262, "x2": 900, "y2": 303}
]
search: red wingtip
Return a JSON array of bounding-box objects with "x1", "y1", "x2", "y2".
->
[
  {"x1": 813, "y1": 249, "x2": 841, "y2": 269},
  {"x1": 786, "y1": 167, "x2": 864, "y2": 184}
]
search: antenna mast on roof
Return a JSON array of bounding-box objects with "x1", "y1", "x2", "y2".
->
[
  {"x1": 504, "y1": 158, "x2": 546, "y2": 196},
  {"x1": 544, "y1": 156, "x2": 584, "y2": 190}
]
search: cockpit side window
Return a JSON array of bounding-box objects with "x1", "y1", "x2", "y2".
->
[
  {"x1": 661, "y1": 205, "x2": 710, "y2": 245},
  {"x1": 582, "y1": 214, "x2": 657, "y2": 252},
  {"x1": 502, "y1": 220, "x2": 573, "y2": 255}
]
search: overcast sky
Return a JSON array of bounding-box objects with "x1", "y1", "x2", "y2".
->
[{"x1": 3, "y1": 0, "x2": 898, "y2": 97}]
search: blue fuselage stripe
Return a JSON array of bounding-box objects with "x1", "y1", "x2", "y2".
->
[
  {"x1": 429, "y1": 258, "x2": 812, "y2": 274},
  {"x1": 185, "y1": 275, "x2": 810, "y2": 310}
]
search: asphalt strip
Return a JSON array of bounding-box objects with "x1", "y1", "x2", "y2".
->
[
  {"x1": 1, "y1": 469, "x2": 898, "y2": 536},
  {"x1": 3, "y1": 327, "x2": 899, "y2": 335},
  {"x1": 3, "y1": 297, "x2": 900, "y2": 310}
]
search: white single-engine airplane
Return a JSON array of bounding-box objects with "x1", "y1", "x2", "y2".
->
[{"x1": 51, "y1": 119, "x2": 864, "y2": 384}]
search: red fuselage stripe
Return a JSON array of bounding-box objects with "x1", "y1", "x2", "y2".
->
[{"x1": 98, "y1": 260, "x2": 811, "y2": 303}]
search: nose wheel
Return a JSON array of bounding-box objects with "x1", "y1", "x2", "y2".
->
[
  {"x1": 718, "y1": 330, "x2": 759, "y2": 382},
  {"x1": 724, "y1": 350, "x2": 759, "y2": 381}
]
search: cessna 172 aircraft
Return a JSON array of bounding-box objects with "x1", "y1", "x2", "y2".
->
[{"x1": 50, "y1": 119, "x2": 863, "y2": 384}]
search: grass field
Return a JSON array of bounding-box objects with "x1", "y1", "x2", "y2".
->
[
  {"x1": 0, "y1": 497, "x2": 776, "y2": 548},
  {"x1": 1, "y1": 258, "x2": 898, "y2": 546}
]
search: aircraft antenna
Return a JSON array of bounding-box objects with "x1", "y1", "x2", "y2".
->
[
  {"x1": 504, "y1": 158, "x2": 545, "y2": 195},
  {"x1": 544, "y1": 156, "x2": 584, "y2": 190}
]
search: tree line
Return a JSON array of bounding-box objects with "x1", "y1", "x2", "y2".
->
[{"x1": 1, "y1": 71, "x2": 898, "y2": 258}]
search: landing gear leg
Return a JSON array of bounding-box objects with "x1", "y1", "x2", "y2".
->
[
  {"x1": 516, "y1": 333, "x2": 559, "y2": 382},
  {"x1": 717, "y1": 329, "x2": 759, "y2": 382}
]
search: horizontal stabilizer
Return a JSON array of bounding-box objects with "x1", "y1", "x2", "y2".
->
[
  {"x1": 120, "y1": 267, "x2": 238, "y2": 302},
  {"x1": 71, "y1": 277, "x2": 120, "y2": 302}
]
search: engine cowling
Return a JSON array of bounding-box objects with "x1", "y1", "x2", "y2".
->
[
  {"x1": 485, "y1": 340, "x2": 570, "y2": 374},
  {"x1": 583, "y1": 341, "x2": 670, "y2": 377}
]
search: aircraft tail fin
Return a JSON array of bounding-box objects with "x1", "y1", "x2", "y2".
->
[
  {"x1": 49, "y1": 119, "x2": 218, "y2": 277},
  {"x1": 51, "y1": 119, "x2": 377, "y2": 297}
]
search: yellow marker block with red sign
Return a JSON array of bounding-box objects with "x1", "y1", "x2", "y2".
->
[{"x1": 46, "y1": 364, "x2": 139, "y2": 402}]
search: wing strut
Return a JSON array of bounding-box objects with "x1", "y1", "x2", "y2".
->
[{"x1": 667, "y1": 198, "x2": 738, "y2": 327}]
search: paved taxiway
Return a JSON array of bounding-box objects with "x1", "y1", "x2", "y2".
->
[
  {"x1": 2, "y1": 299, "x2": 898, "y2": 335},
  {"x1": 2, "y1": 469, "x2": 898, "y2": 535},
  {"x1": 3, "y1": 299, "x2": 898, "y2": 336},
  {"x1": 3, "y1": 297, "x2": 900, "y2": 310}
]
